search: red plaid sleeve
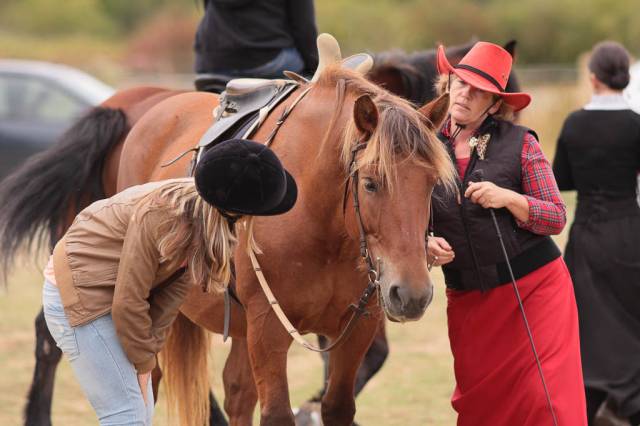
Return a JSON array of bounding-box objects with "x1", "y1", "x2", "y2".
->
[{"x1": 517, "y1": 132, "x2": 567, "y2": 235}]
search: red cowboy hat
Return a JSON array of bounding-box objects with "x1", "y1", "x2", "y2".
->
[{"x1": 437, "y1": 41, "x2": 531, "y2": 112}]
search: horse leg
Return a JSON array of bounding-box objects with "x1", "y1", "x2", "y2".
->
[
  {"x1": 210, "y1": 391, "x2": 229, "y2": 426},
  {"x1": 307, "y1": 319, "x2": 387, "y2": 404},
  {"x1": 246, "y1": 311, "x2": 294, "y2": 426},
  {"x1": 354, "y1": 318, "x2": 388, "y2": 396},
  {"x1": 303, "y1": 335, "x2": 330, "y2": 403},
  {"x1": 23, "y1": 309, "x2": 62, "y2": 426},
  {"x1": 223, "y1": 338, "x2": 257, "y2": 426},
  {"x1": 321, "y1": 316, "x2": 380, "y2": 426}
]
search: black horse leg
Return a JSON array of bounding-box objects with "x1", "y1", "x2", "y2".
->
[
  {"x1": 23, "y1": 308, "x2": 62, "y2": 426},
  {"x1": 209, "y1": 390, "x2": 229, "y2": 426}
]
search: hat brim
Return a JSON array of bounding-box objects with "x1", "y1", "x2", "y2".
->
[
  {"x1": 256, "y1": 170, "x2": 298, "y2": 215},
  {"x1": 223, "y1": 169, "x2": 298, "y2": 216},
  {"x1": 437, "y1": 46, "x2": 531, "y2": 112}
]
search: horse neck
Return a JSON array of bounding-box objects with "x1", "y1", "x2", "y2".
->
[{"x1": 281, "y1": 86, "x2": 359, "y2": 256}]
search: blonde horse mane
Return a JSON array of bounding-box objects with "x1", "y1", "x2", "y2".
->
[{"x1": 315, "y1": 65, "x2": 456, "y2": 193}]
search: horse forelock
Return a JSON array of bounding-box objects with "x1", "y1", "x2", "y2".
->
[{"x1": 314, "y1": 66, "x2": 455, "y2": 193}]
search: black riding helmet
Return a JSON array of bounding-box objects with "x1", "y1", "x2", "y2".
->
[{"x1": 194, "y1": 139, "x2": 297, "y2": 216}]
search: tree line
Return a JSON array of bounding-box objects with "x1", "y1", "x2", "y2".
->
[{"x1": 1, "y1": 0, "x2": 638, "y2": 65}]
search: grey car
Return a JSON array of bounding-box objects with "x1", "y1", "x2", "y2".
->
[{"x1": 0, "y1": 59, "x2": 114, "y2": 180}]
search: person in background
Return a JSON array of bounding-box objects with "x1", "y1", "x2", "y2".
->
[
  {"x1": 553, "y1": 41, "x2": 640, "y2": 426},
  {"x1": 194, "y1": 0, "x2": 318, "y2": 80},
  {"x1": 427, "y1": 41, "x2": 587, "y2": 425}
]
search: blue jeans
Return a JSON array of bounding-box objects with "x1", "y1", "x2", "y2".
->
[
  {"x1": 214, "y1": 47, "x2": 305, "y2": 79},
  {"x1": 42, "y1": 281, "x2": 154, "y2": 425}
]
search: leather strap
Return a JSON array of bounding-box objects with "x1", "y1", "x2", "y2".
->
[
  {"x1": 247, "y1": 248, "x2": 376, "y2": 352},
  {"x1": 262, "y1": 86, "x2": 312, "y2": 147}
]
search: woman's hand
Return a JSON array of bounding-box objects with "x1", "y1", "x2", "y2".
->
[
  {"x1": 137, "y1": 372, "x2": 151, "y2": 405},
  {"x1": 427, "y1": 236, "x2": 455, "y2": 267},
  {"x1": 465, "y1": 181, "x2": 517, "y2": 209},
  {"x1": 465, "y1": 181, "x2": 530, "y2": 222}
]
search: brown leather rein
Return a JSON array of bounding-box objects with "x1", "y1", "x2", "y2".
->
[{"x1": 246, "y1": 83, "x2": 383, "y2": 352}]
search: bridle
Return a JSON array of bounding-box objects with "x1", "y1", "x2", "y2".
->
[{"x1": 245, "y1": 84, "x2": 384, "y2": 352}]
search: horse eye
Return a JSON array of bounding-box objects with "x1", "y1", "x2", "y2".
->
[{"x1": 363, "y1": 179, "x2": 379, "y2": 193}]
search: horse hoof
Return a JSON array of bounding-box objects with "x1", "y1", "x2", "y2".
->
[
  {"x1": 293, "y1": 401, "x2": 323, "y2": 426},
  {"x1": 594, "y1": 401, "x2": 631, "y2": 426},
  {"x1": 293, "y1": 401, "x2": 361, "y2": 426}
]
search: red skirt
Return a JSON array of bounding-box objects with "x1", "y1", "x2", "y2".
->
[{"x1": 447, "y1": 257, "x2": 587, "y2": 425}]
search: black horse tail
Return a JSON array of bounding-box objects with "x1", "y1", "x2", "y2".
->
[{"x1": 0, "y1": 106, "x2": 128, "y2": 281}]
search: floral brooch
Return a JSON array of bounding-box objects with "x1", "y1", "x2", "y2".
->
[{"x1": 468, "y1": 133, "x2": 491, "y2": 160}]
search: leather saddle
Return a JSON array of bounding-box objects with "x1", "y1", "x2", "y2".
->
[
  {"x1": 195, "y1": 52, "x2": 373, "y2": 152},
  {"x1": 196, "y1": 78, "x2": 298, "y2": 149},
  {"x1": 194, "y1": 73, "x2": 233, "y2": 93}
]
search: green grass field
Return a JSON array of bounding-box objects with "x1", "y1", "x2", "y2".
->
[
  {"x1": 0, "y1": 82, "x2": 580, "y2": 425},
  {"x1": 0, "y1": 196, "x2": 576, "y2": 426}
]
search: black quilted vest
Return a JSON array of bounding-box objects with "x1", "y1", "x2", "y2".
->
[{"x1": 432, "y1": 118, "x2": 560, "y2": 291}]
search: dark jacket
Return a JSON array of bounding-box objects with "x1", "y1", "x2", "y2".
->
[
  {"x1": 195, "y1": 0, "x2": 318, "y2": 73},
  {"x1": 553, "y1": 108, "x2": 640, "y2": 199},
  {"x1": 433, "y1": 119, "x2": 560, "y2": 291}
]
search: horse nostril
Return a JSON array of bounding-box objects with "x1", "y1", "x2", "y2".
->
[
  {"x1": 389, "y1": 284, "x2": 404, "y2": 307},
  {"x1": 388, "y1": 282, "x2": 433, "y2": 315},
  {"x1": 418, "y1": 292, "x2": 430, "y2": 310}
]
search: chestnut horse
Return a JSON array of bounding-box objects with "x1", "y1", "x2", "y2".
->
[
  {"x1": 0, "y1": 40, "x2": 517, "y2": 425},
  {"x1": 111, "y1": 64, "x2": 454, "y2": 426}
]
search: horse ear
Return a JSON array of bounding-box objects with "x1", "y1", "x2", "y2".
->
[
  {"x1": 419, "y1": 93, "x2": 449, "y2": 130},
  {"x1": 503, "y1": 40, "x2": 517, "y2": 60},
  {"x1": 353, "y1": 94, "x2": 379, "y2": 139}
]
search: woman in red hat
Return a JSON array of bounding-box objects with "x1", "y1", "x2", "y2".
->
[{"x1": 427, "y1": 41, "x2": 587, "y2": 425}]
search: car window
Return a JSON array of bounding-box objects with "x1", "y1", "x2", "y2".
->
[{"x1": 0, "y1": 74, "x2": 87, "y2": 124}]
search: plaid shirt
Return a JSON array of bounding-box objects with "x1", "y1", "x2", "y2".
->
[
  {"x1": 442, "y1": 122, "x2": 566, "y2": 235},
  {"x1": 517, "y1": 132, "x2": 566, "y2": 235}
]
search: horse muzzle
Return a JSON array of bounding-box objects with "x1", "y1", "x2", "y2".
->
[{"x1": 381, "y1": 279, "x2": 433, "y2": 322}]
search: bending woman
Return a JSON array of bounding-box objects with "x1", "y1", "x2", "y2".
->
[
  {"x1": 427, "y1": 41, "x2": 587, "y2": 425},
  {"x1": 42, "y1": 139, "x2": 297, "y2": 425}
]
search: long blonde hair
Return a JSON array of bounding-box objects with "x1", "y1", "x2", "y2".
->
[
  {"x1": 151, "y1": 179, "x2": 259, "y2": 426},
  {"x1": 313, "y1": 65, "x2": 456, "y2": 194},
  {"x1": 147, "y1": 178, "x2": 255, "y2": 293}
]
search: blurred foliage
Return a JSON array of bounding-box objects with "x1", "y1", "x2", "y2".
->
[
  {"x1": 0, "y1": 0, "x2": 638, "y2": 69},
  {"x1": 0, "y1": 0, "x2": 200, "y2": 36},
  {"x1": 318, "y1": 0, "x2": 640, "y2": 63}
]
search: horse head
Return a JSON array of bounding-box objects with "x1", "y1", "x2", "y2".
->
[{"x1": 298, "y1": 66, "x2": 455, "y2": 322}]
